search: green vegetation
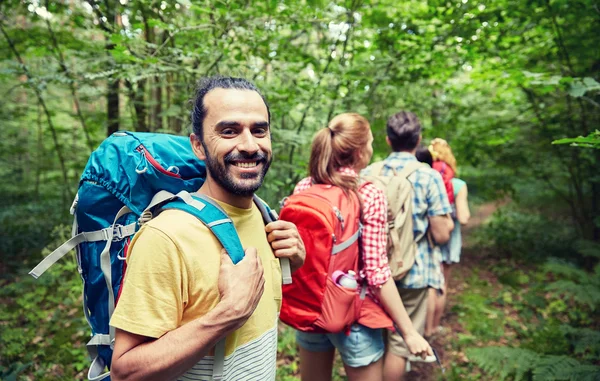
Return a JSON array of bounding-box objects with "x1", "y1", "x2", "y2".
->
[{"x1": 1, "y1": 0, "x2": 598, "y2": 380}]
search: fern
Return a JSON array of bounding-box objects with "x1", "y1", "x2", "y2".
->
[
  {"x1": 575, "y1": 240, "x2": 600, "y2": 259},
  {"x1": 547, "y1": 281, "x2": 600, "y2": 311},
  {"x1": 467, "y1": 347, "x2": 600, "y2": 381},
  {"x1": 560, "y1": 325, "x2": 600, "y2": 359},
  {"x1": 467, "y1": 347, "x2": 538, "y2": 381},
  {"x1": 544, "y1": 259, "x2": 588, "y2": 280},
  {"x1": 544, "y1": 259, "x2": 600, "y2": 311},
  {"x1": 532, "y1": 355, "x2": 583, "y2": 380}
]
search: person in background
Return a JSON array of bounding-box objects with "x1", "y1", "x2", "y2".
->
[
  {"x1": 291, "y1": 113, "x2": 432, "y2": 381},
  {"x1": 426, "y1": 175, "x2": 471, "y2": 337},
  {"x1": 415, "y1": 146, "x2": 433, "y2": 167},
  {"x1": 362, "y1": 112, "x2": 453, "y2": 381},
  {"x1": 430, "y1": 138, "x2": 457, "y2": 205}
]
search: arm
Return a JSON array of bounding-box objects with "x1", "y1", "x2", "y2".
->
[
  {"x1": 429, "y1": 214, "x2": 454, "y2": 244},
  {"x1": 360, "y1": 185, "x2": 431, "y2": 356},
  {"x1": 111, "y1": 247, "x2": 265, "y2": 381},
  {"x1": 112, "y1": 302, "x2": 243, "y2": 381},
  {"x1": 427, "y1": 171, "x2": 454, "y2": 244},
  {"x1": 455, "y1": 185, "x2": 470, "y2": 225},
  {"x1": 373, "y1": 279, "x2": 432, "y2": 358}
]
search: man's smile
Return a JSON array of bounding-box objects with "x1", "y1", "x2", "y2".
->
[{"x1": 232, "y1": 161, "x2": 259, "y2": 168}]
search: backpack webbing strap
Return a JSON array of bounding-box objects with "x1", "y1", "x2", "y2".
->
[
  {"x1": 160, "y1": 195, "x2": 245, "y2": 265},
  {"x1": 29, "y1": 220, "x2": 136, "y2": 279},
  {"x1": 140, "y1": 190, "x2": 208, "y2": 224},
  {"x1": 332, "y1": 226, "x2": 362, "y2": 255},
  {"x1": 86, "y1": 334, "x2": 111, "y2": 381},
  {"x1": 88, "y1": 356, "x2": 110, "y2": 381},
  {"x1": 100, "y1": 206, "x2": 134, "y2": 343},
  {"x1": 253, "y1": 195, "x2": 292, "y2": 285},
  {"x1": 212, "y1": 338, "x2": 227, "y2": 380}
]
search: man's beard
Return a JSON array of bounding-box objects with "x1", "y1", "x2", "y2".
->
[{"x1": 202, "y1": 146, "x2": 272, "y2": 197}]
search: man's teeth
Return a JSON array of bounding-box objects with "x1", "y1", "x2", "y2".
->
[{"x1": 235, "y1": 162, "x2": 258, "y2": 168}]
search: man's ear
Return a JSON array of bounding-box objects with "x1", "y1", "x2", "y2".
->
[
  {"x1": 417, "y1": 134, "x2": 422, "y2": 146},
  {"x1": 386, "y1": 136, "x2": 391, "y2": 147},
  {"x1": 190, "y1": 133, "x2": 206, "y2": 161}
]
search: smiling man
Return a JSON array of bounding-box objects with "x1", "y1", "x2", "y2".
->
[{"x1": 109, "y1": 76, "x2": 305, "y2": 381}]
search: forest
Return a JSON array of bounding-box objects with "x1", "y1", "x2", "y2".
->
[{"x1": 0, "y1": 0, "x2": 599, "y2": 380}]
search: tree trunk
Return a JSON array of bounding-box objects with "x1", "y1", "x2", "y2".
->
[
  {"x1": 153, "y1": 76, "x2": 162, "y2": 131},
  {"x1": 107, "y1": 78, "x2": 120, "y2": 136},
  {"x1": 105, "y1": 5, "x2": 119, "y2": 136}
]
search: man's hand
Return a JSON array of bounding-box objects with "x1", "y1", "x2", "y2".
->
[
  {"x1": 217, "y1": 248, "x2": 265, "y2": 329},
  {"x1": 265, "y1": 220, "x2": 306, "y2": 272},
  {"x1": 404, "y1": 330, "x2": 433, "y2": 359}
]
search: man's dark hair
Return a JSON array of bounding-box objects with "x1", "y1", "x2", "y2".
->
[
  {"x1": 386, "y1": 111, "x2": 422, "y2": 152},
  {"x1": 415, "y1": 146, "x2": 433, "y2": 167},
  {"x1": 191, "y1": 76, "x2": 271, "y2": 139}
]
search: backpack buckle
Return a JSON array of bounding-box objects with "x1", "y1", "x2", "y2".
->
[{"x1": 112, "y1": 224, "x2": 125, "y2": 242}]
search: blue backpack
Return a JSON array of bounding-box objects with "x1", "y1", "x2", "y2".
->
[{"x1": 29, "y1": 131, "x2": 291, "y2": 380}]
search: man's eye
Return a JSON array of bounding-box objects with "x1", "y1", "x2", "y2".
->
[
  {"x1": 253, "y1": 128, "x2": 268, "y2": 135},
  {"x1": 221, "y1": 129, "x2": 237, "y2": 136}
]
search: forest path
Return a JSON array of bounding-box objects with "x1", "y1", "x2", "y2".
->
[{"x1": 406, "y1": 200, "x2": 507, "y2": 381}]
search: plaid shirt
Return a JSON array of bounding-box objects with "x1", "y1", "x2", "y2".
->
[
  {"x1": 361, "y1": 152, "x2": 452, "y2": 290},
  {"x1": 294, "y1": 167, "x2": 391, "y2": 290}
]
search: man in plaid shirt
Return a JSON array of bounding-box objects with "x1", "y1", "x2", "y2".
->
[{"x1": 362, "y1": 111, "x2": 453, "y2": 380}]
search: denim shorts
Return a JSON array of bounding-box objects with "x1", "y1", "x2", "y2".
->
[{"x1": 295, "y1": 324, "x2": 384, "y2": 368}]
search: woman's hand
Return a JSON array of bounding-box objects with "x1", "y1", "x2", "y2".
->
[{"x1": 403, "y1": 330, "x2": 433, "y2": 359}]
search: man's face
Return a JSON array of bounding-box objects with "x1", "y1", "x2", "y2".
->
[{"x1": 192, "y1": 88, "x2": 272, "y2": 197}]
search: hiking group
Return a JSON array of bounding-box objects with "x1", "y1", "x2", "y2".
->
[{"x1": 30, "y1": 76, "x2": 471, "y2": 381}]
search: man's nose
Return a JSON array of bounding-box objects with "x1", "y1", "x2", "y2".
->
[{"x1": 237, "y1": 129, "x2": 259, "y2": 154}]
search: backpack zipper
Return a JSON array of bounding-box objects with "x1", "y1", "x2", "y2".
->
[
  {"x1": 136, "y1": 145, "x2": 182, "y2": 178},
  {"x1": 333, "y1": 206, "x2": 345, "y2": 231}
]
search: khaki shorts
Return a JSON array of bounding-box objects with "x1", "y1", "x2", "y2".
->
[{"x1": 386, "y1": 287, "x2": 429, "y2": 358}]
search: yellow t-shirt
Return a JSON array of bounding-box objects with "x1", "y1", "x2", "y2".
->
[{"x1": 110, "y1": 199, "x2": 282, "y2": 381}]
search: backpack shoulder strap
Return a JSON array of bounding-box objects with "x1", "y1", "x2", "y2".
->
[
  {"x1": 397, "y1": 161, "x2": 425, "y2": 180},
  {"x1": 369, "y1": 161, "x2": 389, "y2": 176},
  {"x1": 253, "y1": 195, "x2": 292, "y2": 285},
  {"x1": 160, "y1": 193, "x2": 246, "y2": 264},
  {"x1": 253, "y1": 194, "x2": 278, "y2": 223}
]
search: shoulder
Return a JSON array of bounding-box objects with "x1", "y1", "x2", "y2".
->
[
  {"x1": 452, "y1": 178, "x2": 466, "y2": 187},
  {"x1": 134, "y1": 209, "x2": 216, "y2": 254},
  {"x1": 359, "y1": 181, "x2": 385, "y2": 199},
  {"x1": 294, "y1": 177, "x2": 313, "y2": 193},
  {"x1": 144, "y1": 209, "x2": 205, "y2": 236},
  {"x1": 361, "y1": 160, "x2": 385, "y2": 176},
  {"x1": 359, "y1": 181, "x2": 386, "y2": 209},
  {"x1": 413, "y1": 164, "x2": 442, "y2": 182}
]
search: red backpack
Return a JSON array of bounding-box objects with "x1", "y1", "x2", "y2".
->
[
  {"x1": 433, "y1": 161, "x2": 455, "y2": 204},
  {"x1": 279, "y1": 183, "x2": 393, "y2": 333}
]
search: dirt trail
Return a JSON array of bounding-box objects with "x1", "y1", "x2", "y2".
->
[{"x1": 405, "y1": 200, "x2": 505, "y2": 381}]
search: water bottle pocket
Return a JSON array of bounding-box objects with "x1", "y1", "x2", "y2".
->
[{"x1": 314, "y1": 278, "x2": 356, "y2": 333}]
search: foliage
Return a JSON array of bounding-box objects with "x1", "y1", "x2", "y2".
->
[
  {"x1": 553, "y1": 130, "x2": 600, "y2": 150},
  {"x1": 0, "y1": 0, "x2": 598, "y2": 237},
  {"x1": 0, "y1": 0, "x2": 599, "y2": 379},
  {"x1": 0, "y1": 225, "x2": 88, "y2": 380},
  {"x1": 475, "y1": 206, "x2": 578, "y2": 262},
  {"x1": 467, "y1": 347, "x2": 600, "y2": 381},
  {"x1": 465, "y1": 206, "x2": 600, "y2": 381}
]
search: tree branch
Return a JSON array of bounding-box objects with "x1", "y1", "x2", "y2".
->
[
  {"x1": 44, "y1": 3, "x2": 93, "y2": 151},
  {"x1": 0, "y1": 21, "x2": 73, "y2": 200}
]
